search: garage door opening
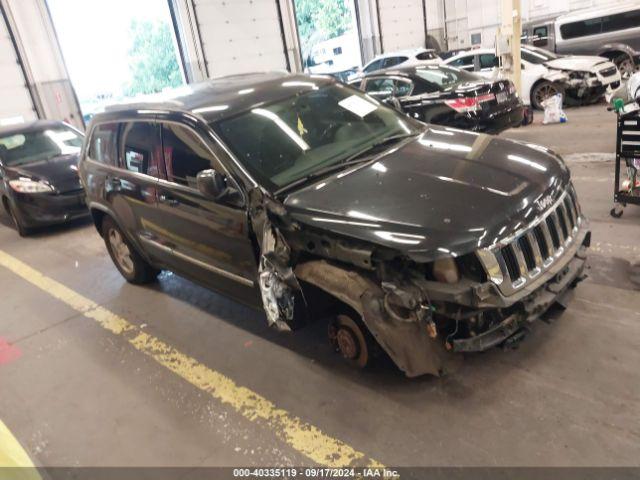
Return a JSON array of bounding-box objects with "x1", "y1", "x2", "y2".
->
[
  {"x1": 46, "y1": 0, "x2": 184, "y2": 122},
  {"x1": 294, "y1": 0, "x2": 362, "y2": 81}
]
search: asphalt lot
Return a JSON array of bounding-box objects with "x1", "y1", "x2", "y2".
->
[{"x1": 0, "y1": 103, "x2": 639, "y2": 468}]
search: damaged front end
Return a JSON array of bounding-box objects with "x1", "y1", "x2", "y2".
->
[{"x1": 248, "y1": 182, "x2": 590, "y2": 378}]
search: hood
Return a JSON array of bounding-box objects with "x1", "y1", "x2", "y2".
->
[
  {"x1": 545, "y1": 56, "x2": 609, "y2": 72},
  {"x1": 4, "y1": 154, "x2": 82, "y2": 193},
  {"x1": 283, "y1": 127, "x2": 570, "y2": 263}
]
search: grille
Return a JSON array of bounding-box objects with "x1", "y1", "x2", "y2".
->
[
  {"x1": 476, "y1": 186, "x2": 583, "y2": 295},
  {"x1": 599, "y1": 66, "x2": 617, "y2": 77}
]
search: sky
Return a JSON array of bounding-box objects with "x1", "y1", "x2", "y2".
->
[{"x1": 47, "y1": 0, "x2": 178, "y2": 107}]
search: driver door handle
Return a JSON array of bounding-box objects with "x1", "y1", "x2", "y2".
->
[{"x1": 159, "y1": 194, "x2": 180, "y2": 207}]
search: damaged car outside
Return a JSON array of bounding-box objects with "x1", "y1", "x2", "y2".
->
[{"x1": 79, "y1": 73, "x2": 591, "y2": 377}]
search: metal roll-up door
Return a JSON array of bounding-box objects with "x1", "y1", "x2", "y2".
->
[
  {"x1": 378, "y1": 0, "x2": 425, "y2": 52},
  {"x1": 0, "y1": 7, "x2": 36, "y2": 123},
  {"x1": 194, "y1": 0, "x2": 288, "y2": 77}
]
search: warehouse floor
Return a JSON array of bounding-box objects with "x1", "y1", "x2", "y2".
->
[{"x1": 1, "y1": 104, "x2": 639, "y2": 468}]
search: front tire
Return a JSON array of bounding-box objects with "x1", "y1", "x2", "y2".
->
[
  {"x1": 7, "y1": 202, "x2": 31, "y2": 237},
  {"x1": 328, "y1": 314, "x2": 372, "y2": 369},
  {"x1": 613, "y1": 53, "x2": 635, "y2": 80},
  {"x1": 102, "y1": 217, "x2": 159, "y2": 284},
  {"x1": 531, "y1": 81, "x2": 562, "y2": 110}
]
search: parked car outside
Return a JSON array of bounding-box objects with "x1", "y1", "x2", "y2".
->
[
  {"x1": 347, "y1": 48, "x2": 443, "y2": 82},
  {"x1": 80, "y1": 73, "x2": 590, "y2": 377},
  {"x1": 350, "y1": 65, "x2": 524, "y2": 134},
  {"x1": 0, "y1": 120, "x2": 88, "y2": 236},
  {"x1": 522, "y1": 4, "x2": 640, "y2": 78},
  {"x1": 444, "y1": 48, "x2": 568, "y2": 109}
]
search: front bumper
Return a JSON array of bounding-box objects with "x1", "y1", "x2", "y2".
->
[
  {"x1": 12, "y1": 190, "x2": 90, "y2": 227},
  {"x1": 452, "y1": 249, "x2": 587, "y2": 352}
]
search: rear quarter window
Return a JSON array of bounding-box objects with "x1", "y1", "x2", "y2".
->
[
  {"x1": 416, "y1": 51, "x2": 436, "y2": 60},
  {"x1": 601, "y1": 9, "x2": 640, "y2": 33},
  {"x1": 88, "y1": 123, "x2": 119, "y2": 165}
]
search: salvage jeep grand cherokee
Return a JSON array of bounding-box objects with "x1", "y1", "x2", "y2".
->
[{"x1": 79, "y1": 73, "x2": 590, "y2": 377}]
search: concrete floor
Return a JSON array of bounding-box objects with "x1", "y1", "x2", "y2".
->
[{"x1": 0, "y1": 103, "x2": 639, "y2": 468}]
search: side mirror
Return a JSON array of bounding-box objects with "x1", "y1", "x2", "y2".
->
[
  {"x1": 197, "y1": 169, "x2": 227, "y2": 198},
  {"x1": 196, "y1": 169, "x2": 243, "y2": 206}
]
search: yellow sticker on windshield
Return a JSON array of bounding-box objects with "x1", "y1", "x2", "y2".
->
[{"x1": 297, "y1": 116, "x2": 308, "y2": 137}]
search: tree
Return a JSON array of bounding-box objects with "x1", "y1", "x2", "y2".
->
[
  {"x1": 294, "y1": 0, "x2": 352, "y2": 53},
  {"x1": 125, "y1": 20, "x2": 183, "y2": 97}
]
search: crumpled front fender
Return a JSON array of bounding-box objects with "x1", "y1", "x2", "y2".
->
[{"x1": 295, "y1": 260, "x2": 459, "y2": 377}]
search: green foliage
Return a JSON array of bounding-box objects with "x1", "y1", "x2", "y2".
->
[
  {"x1": 295, "y1": 0, "x2": 351, "y2": 50},
  {"x1": 125, "y1": 20, "x2": 183, "y2": 97}
]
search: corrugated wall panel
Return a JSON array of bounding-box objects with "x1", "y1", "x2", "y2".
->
[
  {"x1": 0, "y1": 11, "x2": 36, "y2": 122},
  {"x1": 378, "y1": 0, "x2": 425, "y2": 52},
  {"x1": 194, "y1": 0, "x2": 287, "y2": 77}
]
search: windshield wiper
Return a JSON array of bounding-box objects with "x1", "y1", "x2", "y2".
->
[{"x1": 275, "y1": 132, "x2": 420, "y2": 196}]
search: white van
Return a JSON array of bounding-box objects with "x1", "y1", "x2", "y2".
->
[{"x1": 522, "y1": 4, "x2": 640, "y2": 78}]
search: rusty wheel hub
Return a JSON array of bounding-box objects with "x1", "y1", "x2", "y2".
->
[{"x1": 335, "y1": 327, "x2": 359, "y2": 360}]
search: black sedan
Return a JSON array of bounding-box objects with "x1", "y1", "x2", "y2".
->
[
  {"x1": 0, "y1": 120, "x2": 88, "y2": 236},
  {"x1": 350, "y1": 65, "x2": 524, "y2": 134}
]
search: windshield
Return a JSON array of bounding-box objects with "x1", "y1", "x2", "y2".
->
[
  {"x1": 521, "y1": 47, "x2": 559, "y2": 64},
  {"x1": 413, "y1": 65, "x2": 479, "y2": 91},
  {"x1": 214, "y1": 84, "x2": 422, "y2": 190},
  {"x1": 0, "y1": 126, "x2": 83, "y2": 167}
]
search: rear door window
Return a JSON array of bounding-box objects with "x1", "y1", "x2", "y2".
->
[
  {"x1": 120, "y1": 122, "x2": 163, "y2": 177},
  {"x1": 382, "y1": 56, "x2": 408, "y2": 69},
  {"x1": 88, "y1": 123, "x2": 118, "y2": 165},
  {"x1": 363, "y1": 59, "x2": 383, "y2": 73},
  {"x1": 479, "y1": 54, "x2": 498, "y2": 70},
  {"x1": 448, "y1": 55, "x2": 475, "y2": 71},
  {"x1": 394, "y1": 79, "x2": 414, "y2": 97},
  {"x1": 364, "y1": 78, "x2": 395, "y2": 99},
  {"x1": 161, "y1": 123, "x2": 221, "y2": 189}
]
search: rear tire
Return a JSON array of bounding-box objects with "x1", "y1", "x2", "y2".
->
[
  {"x1": 102, "y1": 217, "x2": 159, "y2": 284},
  {"x1": 531, "y1": 81, "x2": 562, "y2": 110}
]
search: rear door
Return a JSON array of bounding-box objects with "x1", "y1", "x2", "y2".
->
[
  {"x1": 111, "y1": 120, "x2": 164, "y2": 255},
  {"x1": 153, "y1": 120, "x2": 258, "y2": 303}
]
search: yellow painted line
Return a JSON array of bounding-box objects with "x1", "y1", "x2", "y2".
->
[
  {"x1": 0, "y1": 419, "x2": 35, "y2": 468},
  {"x1": 0, "y1": 250, "x2": 382, "y2": 468},
  {"x1": 0, "y1": 419, "x2": 42, "y2": 480}
]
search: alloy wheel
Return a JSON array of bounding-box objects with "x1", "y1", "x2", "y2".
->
[
  {"x1": 534, "y1": 84, "x2": 558, "y2": 107},
  {"x1": 108, "y1": 228, "x2": 135, "y2": 275},
  {"x1": 616, "y1": 57, "x2": 635, "y2": 80}
]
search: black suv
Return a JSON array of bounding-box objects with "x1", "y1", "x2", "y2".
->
[{"x1": 80, "y1": 72, "x2": 590, "y2": 377}]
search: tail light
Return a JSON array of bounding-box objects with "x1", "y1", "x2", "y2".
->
[{"x1": 445, "y1": 93, "x2": 495, "y2": 112}]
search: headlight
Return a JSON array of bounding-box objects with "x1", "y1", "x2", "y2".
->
[
  {"x1": 9, "y1": 178, "x2": 54, "y2": 193},
  {"x1": 432, "y1": 257, "x2": 460, "y2": 283},
  {"x1": 476, "y1": 249, "x2": 504, "y2": 285}
]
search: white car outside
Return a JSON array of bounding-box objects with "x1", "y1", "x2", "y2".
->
[
  {"x1": 443, "y1": 48, "x2": 567, "y2": 109},
  {"x1": 347, "y1": 48, "x2": 443, "y2": 82}
]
